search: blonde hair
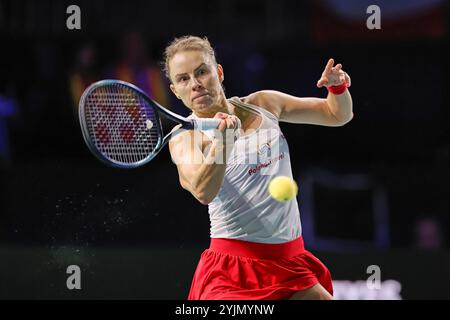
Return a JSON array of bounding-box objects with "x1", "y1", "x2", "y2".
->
[{"x1": 163, "y1": 35, "x2": 217, "y2": 80}]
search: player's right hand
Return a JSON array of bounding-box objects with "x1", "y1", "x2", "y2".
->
[
  {"x1": 214, "y1": 112, "x2": 241, "y2": 131},
  {"x1": 213, "y1": 112, "x2": 242, "y2": 143}
]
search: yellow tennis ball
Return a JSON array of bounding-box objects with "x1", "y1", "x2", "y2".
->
[{"x1": 268, "y1": 176, "x2": 298, "y2": 202}]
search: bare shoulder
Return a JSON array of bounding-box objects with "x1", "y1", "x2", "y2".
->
[
  {"x1": 169, "y1": 125, "x2": 195, "y2": 149},
  {"x1": 168, "y1": 125, "x2": 207, "y2": 157},
  {"x1": 241, "y1": 90, "x2": 284, "y2": 118}
]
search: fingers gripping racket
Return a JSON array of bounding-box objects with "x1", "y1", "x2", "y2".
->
[{"x1": 78, "y1": 80, "x2": 220, "y2": 168}]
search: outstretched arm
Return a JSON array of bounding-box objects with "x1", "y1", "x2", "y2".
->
[
  {"x1": 316, "y1": 58, "x2": 353, "y2": 125},
  {"x1": 247, "y1": 58, "x2": 353, "y2": 127}
]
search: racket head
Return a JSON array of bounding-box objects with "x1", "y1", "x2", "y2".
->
[{"x1": 79, "y1": 80, "x2": 164, "y2": 168}]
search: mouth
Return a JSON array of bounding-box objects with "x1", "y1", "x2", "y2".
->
[{"x1": 192, "y1": 93, "x2": 209, "y2": 102}]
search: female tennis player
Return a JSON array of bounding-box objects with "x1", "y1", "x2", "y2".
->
[{"x1": 165, "y1": 36, "x2": 353, "y2": 300}]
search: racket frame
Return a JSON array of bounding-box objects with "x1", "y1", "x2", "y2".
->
[{"x1": 79, "y1": 80, "x2": 196, "y2": 168}]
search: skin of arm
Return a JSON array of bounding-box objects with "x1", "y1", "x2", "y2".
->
[
  {"x1": 245, "y1": 89, "x2": 353, "y2": 126},
  {"x1": 169, "y1": 114, "x2": 238, "y2": 205},
  {"x1": 244, "y1": 58, "x2": 353, "y2": 126},
  {"x1": 169, "y1": 56, "x2": 351, "y2": 204}
]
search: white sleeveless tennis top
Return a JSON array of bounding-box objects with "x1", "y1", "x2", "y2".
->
[{"x1": 188, "y1": 97, "x2": 301, "y2": 244}]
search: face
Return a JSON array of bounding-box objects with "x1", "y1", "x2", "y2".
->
[{"x1": 169, "y1": 50, "x2": 225, "y2": 116}]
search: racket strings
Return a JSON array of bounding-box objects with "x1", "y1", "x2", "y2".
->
[{"x1": 84, "y1": 83, "x2": 161, "y2": 164}]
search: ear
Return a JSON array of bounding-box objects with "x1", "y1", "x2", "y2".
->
[
  {"x1": 170, "y1": 83, "x2": 181, "y2": 100},
  {"x1": 217, "y1": 64, "x2": 224, "y2": 83}
]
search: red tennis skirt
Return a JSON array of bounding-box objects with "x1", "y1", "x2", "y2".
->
[{"x1": 188, "y1": 236, "x2": 333, "y2": 300}]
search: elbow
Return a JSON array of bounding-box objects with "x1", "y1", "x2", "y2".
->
[
  {"x1": 180, "y1": 182, "x2": 210, "y2": 205},
  {"x1": 188, "y1": 182, "x2": 216, "y2": 205},
  {"x1": 195, "y1": 191, "x2": 216, "y2": 205},
  {"x1": 189, "y1": 178, "x2": 218, "y2": 205},
  {"x1": 343, "y1": 112, "x2": 354, "y2": 125},
  {"x1": 198, "y1": 198, "x2": 212, "y2": 206},
  {"x1": 182, "y1": 185, "x2": 213, "y2": 205},
  {"x1": 335, "y1": 112, "x2": 353, "y2": 126}
]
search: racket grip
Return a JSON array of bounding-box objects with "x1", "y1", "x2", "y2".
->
[{"x1": 193, "y1": 118, "x2": 221, "y2": 130}]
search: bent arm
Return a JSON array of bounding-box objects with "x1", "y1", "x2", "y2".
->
[
  {"x1": 169, "y1": 131, "x2": 230, "y2": 205},
  {"x1": 169, "y1": 108, "x2": 241, "y2": 206},
  {"x1": 247, "y1": 89, "x2": 353, "y2": 126},
  {"x1": 325, "y1": 89, "x2": 353, "y2": 125}
]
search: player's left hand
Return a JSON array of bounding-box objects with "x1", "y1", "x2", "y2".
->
[{"x1": 316, "y1": 58, "x2": 351, "y2": 88}]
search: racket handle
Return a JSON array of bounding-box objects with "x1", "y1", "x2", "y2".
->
[{"x1": 193, "y1": 118, "x2": 221, "y2": 130}]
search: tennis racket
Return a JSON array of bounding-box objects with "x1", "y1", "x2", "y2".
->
[{"x1": 78, "y1": 79, "x2": 221, "y2": 168}]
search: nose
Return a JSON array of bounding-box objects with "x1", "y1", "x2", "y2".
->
[{"x1": 189, "y1": 76, "x2": 203, "y2": 91}]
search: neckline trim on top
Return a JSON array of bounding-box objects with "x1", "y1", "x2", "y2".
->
[{"x1": 188, "y1": 96, "x2": 268, "y2": 139}]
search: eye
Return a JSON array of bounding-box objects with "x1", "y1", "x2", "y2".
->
[
  {"x1": 178, "y1": 76, "x2": 189, "y2": 83},
  {"x1": 197, "y1": 68, "x2": 208, "y2": 76}
]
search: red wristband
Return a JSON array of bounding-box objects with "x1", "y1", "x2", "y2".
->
[{"x1": 327, "y1": 82, "x2": 348, "y2": 95}]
